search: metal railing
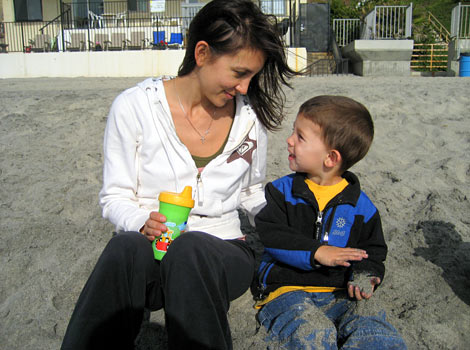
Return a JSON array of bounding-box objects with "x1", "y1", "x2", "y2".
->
[
  {"x1": 451, "y1": 2, "x2": 470, "y2": 39},
  {"x1": 1, "y1": 0, "x2": 293, "y2": 53},
  {"x1": 427, "y1": 11, "x2": 451, "y2": 43},
  {"x1": 2, "y1": 0, "x2": 193, "y2": 52},
  {"x1": 362, "y1": 4, "x2": 413, "y2": 40},
  {"x1": 411, "y1": 43, "x2": 448, "y2": 72},
  {"x1": 333, "y1": 18, "x2": 361, "y2": 47}
]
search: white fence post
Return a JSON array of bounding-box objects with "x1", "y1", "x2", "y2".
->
[{"x1": 406, "y1": 3, "x2": 413, "y2": 38}]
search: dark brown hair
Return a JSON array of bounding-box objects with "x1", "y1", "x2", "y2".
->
[
  {"x1": 299, "y1": 95, "x2": 374, "y2": 172},
  {"x1": 178, "y1": 0, "x2": 299, "y2": 131}
]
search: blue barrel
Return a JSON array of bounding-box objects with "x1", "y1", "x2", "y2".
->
[{"x1": 459, "y1": 53, "x2": 470, "y2": 77}]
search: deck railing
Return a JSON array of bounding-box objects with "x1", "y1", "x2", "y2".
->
[
  {"x1": 411, "y1": 43, "x2": 448, "y2": 72},
  {"x1": 1, "y1": 0, "x2": 293, "y2": 53},
  {"x1": 333, "y1": 18, "x2": 361, "y2": 47},
  {"x1": 361, "y1": 4, "x2": 413, "y2": 40},
  {"x1": 451, "y1": 2, "x2": 470, "y2": 39}
]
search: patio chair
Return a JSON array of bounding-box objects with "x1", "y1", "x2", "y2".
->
[
  {"x1": 151, "y1": 31, "x2": 166, "y2": 49},
  {"x1": 66, "y1": 33, "x2": 86, "y2": 51},
  {"x1": 168, "y1": 33, "x2": 183, "y2": 49},
  {"x1": 29, "y1": 34, "x2": 51, "y2": 52},
  {"x1": 88, "y1": 10, "x2": 103, "y2": 28},
  {"x1": 108, "y1": 33, "x2": 126, "y2": 51},
  {"x1": 116, "y1": 11, "x2": 127, "y2": 27},
  {"x1": 93, "y1": 33, "x2": 110, "y2": 51},
  {"x1": 127, "y1": 31, "x2": 147, "y2": 50},
  {"x1": 169, "y1": 33, "x2": 183, "y2": 44}
]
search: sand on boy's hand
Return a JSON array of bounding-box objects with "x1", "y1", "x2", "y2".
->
[{"x1": 350, "y1": 272, "x2": 376, "y2": 295}]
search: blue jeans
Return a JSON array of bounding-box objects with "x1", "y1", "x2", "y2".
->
[{"x1": 257, "y1": 291, "x2": 407, "y2": 350}]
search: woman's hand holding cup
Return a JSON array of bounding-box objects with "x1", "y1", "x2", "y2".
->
[{"x1": 141, "y1": 212, "x2": 167, "y2": 241}]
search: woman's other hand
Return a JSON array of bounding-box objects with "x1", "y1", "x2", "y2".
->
[{"x1": 140, "y1": 212, "x2": 167, "y2": 241}]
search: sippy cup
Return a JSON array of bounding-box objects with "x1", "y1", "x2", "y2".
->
[{"x1": 152, "y1": 186, "x2": 194, "y2": 260}]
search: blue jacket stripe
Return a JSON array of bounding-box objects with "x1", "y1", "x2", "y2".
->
[
  {"x1": 357, "y1": 192, "x2": 377, "y2": 223},
  {"x1": 272, "y1": 175, "x2": 308, "y2": 206},
  {"x1": 266, "y1": 247, "x2": 312, "y2": 271},
  {"x1": 262, "y1": 263, "x2": 275, "y2": 287}
]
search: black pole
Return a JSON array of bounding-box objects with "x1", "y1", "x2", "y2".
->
[{"x1": 60, "y1": 0, "x2": 65, "y2": 51}]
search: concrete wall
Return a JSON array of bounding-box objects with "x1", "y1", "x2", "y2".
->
[
  {"x1": 342, "y1": 40, "x2": 414, "y2": 77},
  {"x1": 0, "y1": 47, "x2": 307, "y2": 78},
  {"x1": 0, "y1": 50, "x2": 186, "y2": 78}
]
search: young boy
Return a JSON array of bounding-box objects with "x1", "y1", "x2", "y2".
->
[{"x1": 254, "y1": 96, "x2": 406, "y2": 349}]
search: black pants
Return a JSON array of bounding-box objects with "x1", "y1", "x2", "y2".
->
[{"x1": 61, "y1": 231, "x2": 256, "y2": 350}]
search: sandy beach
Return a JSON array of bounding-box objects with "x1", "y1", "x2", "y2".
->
[{"x1": 1, "y1": 75, "x2": 469, "y2": 349}]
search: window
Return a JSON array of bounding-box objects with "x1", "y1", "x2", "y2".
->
[
  {"x1": 261, "y1": 0, "x2": 285, "y2": 15},
  {"x1": 128, "y1": 0, "x2": 148, "y2": 12},
  {"x1": 14, "y1": 0, "x2": 42, "y2": 21}
]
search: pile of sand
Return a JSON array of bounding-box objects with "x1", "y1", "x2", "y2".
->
[{"x1": 0, "y1": 76, "x2": 469, "y2": 349}]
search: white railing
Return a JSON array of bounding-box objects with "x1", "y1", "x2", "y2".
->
[
  {"x1": 361, "y1": 3, "x2": 413, "y2": 40},
  {"x1": 451, "y1": 2, "x2": 470, "y2": 39},
  {"x1": 333, "y1": 19, "x2": 361, "y2": 47}
]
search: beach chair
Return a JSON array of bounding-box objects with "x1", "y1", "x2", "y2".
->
[
  {"x1": 151, "y1": 31, "x2": 166, "y2": 49},
  {"x1": 127, "y1": 31, "x2": 147, "y2": 50},
  {"x1": 115, "y1": 11, "x2": 127, "y2": 27},
  {"x1": 88, "y1": 10, "x2": 103, "y2": 28},
  {"x1": 29, "y1": 34, "x2": 51, "y2": 52},
  {"x1": 66, "y1": 33, "x2": 86, "y2": 51},
  {"x1": 168, "y1": 33, "x2": 183, "y2": 48},
  {"x1": 108, "y1": 33, "x2": 126, "y2": 51},
  {"x1": 93, "y1": 34, "x2": 110, "y2": 51}
]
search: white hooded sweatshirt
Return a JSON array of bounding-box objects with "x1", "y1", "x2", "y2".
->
[{"x1": 99, "y1": 77, "x2": 267, "y2": 239}]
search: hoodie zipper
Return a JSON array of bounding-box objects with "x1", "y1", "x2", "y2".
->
[{"x1": 196, "y1": 171, "x2": 203, "y2": 205}]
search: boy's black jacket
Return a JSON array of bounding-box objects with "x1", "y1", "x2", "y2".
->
[{"x1": 254, "y1": 171, "x2": 387, "y2": 297}]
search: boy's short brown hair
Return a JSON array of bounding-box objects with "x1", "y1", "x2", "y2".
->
[{"x1": 298, "y1": 95, "x2": 374, "y2": 172}]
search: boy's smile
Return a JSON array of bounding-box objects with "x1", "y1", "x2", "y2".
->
[{"x1": 287, "y1": 113, "x2": 341, "y2": 185}]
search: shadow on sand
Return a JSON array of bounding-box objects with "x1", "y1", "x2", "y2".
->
[{"x1": 413, "y1": 220, "x2": 470, "y2": 306}]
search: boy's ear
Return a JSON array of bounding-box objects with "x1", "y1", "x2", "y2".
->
[
  {"x1": 194, "y1": 41, "x2": 211, "y2": 66},
  {"x1": 325, "y1": 149, "x2": 342, "y2": 169}
]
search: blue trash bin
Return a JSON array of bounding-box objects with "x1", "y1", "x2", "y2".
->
[{"x1": 459, "y1": 53, "x2": 470, "y2": 77}]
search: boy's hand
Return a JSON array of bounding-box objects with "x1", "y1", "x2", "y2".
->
[
  {"x1": 347, "y1": 274, "x2": 381, "y2": 300},
  {"x1": 314, "y1": 246, "x2": 368, "y2": 267}
]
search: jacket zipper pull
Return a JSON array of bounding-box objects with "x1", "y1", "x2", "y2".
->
[
  {"x1": 196, "y1": 172, "x2": 203, "y2": 205},
  {"x1": 323, "y1": 206, "x2": 337, "y2": 244},
  {"x1": 315, "y1": 211, "x2": 323, "y2": 240}
]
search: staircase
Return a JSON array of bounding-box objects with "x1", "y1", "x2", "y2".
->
[
  {"x1": 427, "y1": 11, "x2": 451, "y2": 43},
  {"x1": 306, "y1": 52, "x2": 333, "y2": 75}
]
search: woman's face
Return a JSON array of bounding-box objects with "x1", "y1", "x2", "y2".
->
[{"x1": 198, "y1": 46, "x2": 266, "y2": 108}]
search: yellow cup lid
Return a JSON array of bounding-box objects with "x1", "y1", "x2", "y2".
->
[{"x1": 158, "y1": 186, "x2": 195, "y2": 208}]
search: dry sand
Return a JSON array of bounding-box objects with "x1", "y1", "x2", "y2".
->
[{"x1": 1, "y1": 75, "x2": 469, "y2": 349}]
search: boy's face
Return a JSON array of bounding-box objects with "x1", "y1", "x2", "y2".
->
[{"x1": 287, "y1": 114, "x2": 330, "y2": 178}]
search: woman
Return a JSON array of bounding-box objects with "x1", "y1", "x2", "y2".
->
[{"x1": 61, "y1": 0, "x2": 297, "y2": 349}]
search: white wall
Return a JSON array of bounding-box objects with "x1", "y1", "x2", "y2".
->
[{"x1": 0, "y1": 48, "x2": 307, "y2": 78}]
